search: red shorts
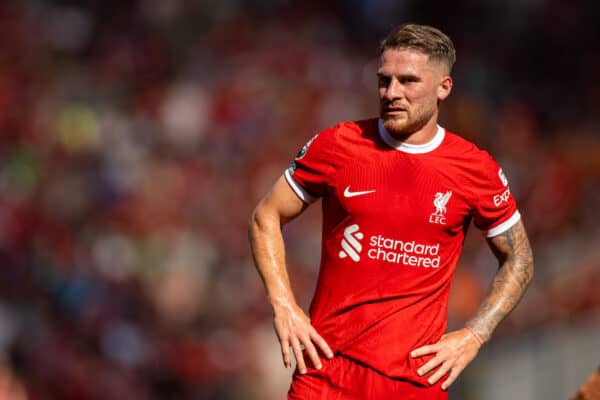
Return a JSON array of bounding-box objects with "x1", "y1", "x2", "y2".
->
[{"x1": 288, "y1": 355, "x2": 448, "y2": 400}]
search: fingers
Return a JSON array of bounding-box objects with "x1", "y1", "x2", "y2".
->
[
  {"x1": 411, "y1": 328, "x2": 481, "y2": 390},
  {"x1": 411, "y1": 343, "x2": 439, "y2": 358},
  {"x1": 441, "y1": 366, "x2": 462, "y2": 391},
  {"x1": 293, "y1": 331, "x2": 334, "y2": 373},
  {"x1": 427, "y1": 362, "x2": 451, "y2": 386},
  {"x1": 272, "y1": 306, "x2": 333, "y2": 374},
  {"x1": 280, "y1": 337, "x2": 291, "y2": 368},
  {"x1": 281, "y1": 332, "x2": 333, "y2": 374},
  {"x1": 310, "y1": 329, "x2": 334, "y2": 359},
  {"x1": 417, "y1": 356, "x2": 442, "y2": 377},
  {"x1": 302, "y1": 339, "x2": 322, "y2": 370},
  {"x1": 290, "y1": 336, "x2": 307, "y2": 374}
]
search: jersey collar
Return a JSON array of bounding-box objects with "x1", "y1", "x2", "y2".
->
[{"x1": 378, "y1": 119, "x2": 445, "y2": 154}]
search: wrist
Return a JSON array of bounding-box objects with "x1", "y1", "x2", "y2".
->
[
  {"x1": 270, "y1": 295, "x2": 297, "y2": 315},
  {"x1": 465, "y1": 326, "x2": 485, "y2": 346}
]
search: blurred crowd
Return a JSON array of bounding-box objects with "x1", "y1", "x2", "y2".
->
[{"x1": 0, "y1": 0, "x2": 598, "y2": 399}]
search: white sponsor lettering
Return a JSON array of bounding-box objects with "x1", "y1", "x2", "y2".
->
[
  {"x1": 498, "y1": 168, "x2": 508, "y2": 186},
  {"x1": 340, "y1": 224, "x2": 442, "y2": 268},
  {"x1": 367, "y1": 234, "x2": 441, "y2": 268},
  {"x1": 493, "y1": 187, "x2": 511, "y2": 206}
]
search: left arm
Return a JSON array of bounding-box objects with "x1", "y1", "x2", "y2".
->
[
  {"x1": 411, "y1": 220, "x2": 534, "y2": 390},
  {"x1": 465, "y1": 219, "x2": 534, "y2": 340}
]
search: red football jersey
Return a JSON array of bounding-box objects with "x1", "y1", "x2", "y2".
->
[{"x1": 284, "y1": 118, "x2": 520, "y2": 385}]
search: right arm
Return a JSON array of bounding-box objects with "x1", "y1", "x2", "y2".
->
[{"x1": 248, "y1": 175, "x2": 333, "y2": 373}]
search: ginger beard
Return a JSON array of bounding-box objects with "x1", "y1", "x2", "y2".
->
[{"x1": 380, "y1": 97, "x2": 438, "y2": 137}]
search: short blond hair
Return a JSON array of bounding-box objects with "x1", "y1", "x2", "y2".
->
[{"x1": 379, "y1": 24, "x2": 456, "y2": 73}]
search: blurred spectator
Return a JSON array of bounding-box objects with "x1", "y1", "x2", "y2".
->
[{"x1": 0, "y1": 1, "x2": 598, "y2": 398}]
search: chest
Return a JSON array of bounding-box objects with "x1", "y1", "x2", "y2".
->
[{"x1": 328, "y1": 153, "x2": 472, "y2": 235}]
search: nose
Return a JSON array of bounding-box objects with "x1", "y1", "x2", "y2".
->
[{"x1": 383, "y1": 78, "x2": 403, "y2": 102}]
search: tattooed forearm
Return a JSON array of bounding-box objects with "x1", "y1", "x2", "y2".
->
[{"x1": 466, "y1": 220, "x2": 534, "y2": 342}]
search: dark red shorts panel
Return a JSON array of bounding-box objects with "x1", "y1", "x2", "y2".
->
[{"x1": 288, "y1": 355, "x2": 447, "y2": 400}]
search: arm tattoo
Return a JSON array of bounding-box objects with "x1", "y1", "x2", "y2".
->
[{"x1": 466, "y1": 220, "x2": 534, "y2": 342}]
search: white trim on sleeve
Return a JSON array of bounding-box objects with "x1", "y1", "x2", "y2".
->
[
  {"x1": 486, "y1": 210, "x2": 521, "y2": 237},
  {"x1": 284, "y1": 169, "x2": 318, "y2": 204}
]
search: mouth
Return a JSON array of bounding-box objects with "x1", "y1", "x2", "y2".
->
[{"x1": 383, "y1": 107, "x2": 407, "y2": 116}]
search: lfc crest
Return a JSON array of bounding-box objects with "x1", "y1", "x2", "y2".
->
[{"x1": 429, "y1": 191, "x2": 452, "y2": 225}]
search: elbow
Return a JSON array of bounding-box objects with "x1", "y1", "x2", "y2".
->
[
  {"x1": 527, "y1": 256, "x2": 535, "y2": 286},
  {"x1": 522, "y1": 248, "x2": 535, "y2": 288},
  {"x1": 502, "y1": 249, "x2": 534, "y2": 289},
  {"x1": 248, "y1": 206, "x2": 261, "y2": 240},
  {"x1": 248, "y1": 203, "x2": 276, "y2": 240}
]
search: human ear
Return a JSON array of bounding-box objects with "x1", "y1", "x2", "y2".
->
[{"x1": 437, "y1": 75, "x2": 453, "y2": 101}]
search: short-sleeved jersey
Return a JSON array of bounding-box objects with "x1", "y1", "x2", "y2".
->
[{"x1": 284, "y1": 118, "x2": 520, "y2": 385}]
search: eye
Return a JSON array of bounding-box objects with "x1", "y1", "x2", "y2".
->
[
  {"x1": 400, "y1": 77, "x2": 418, "y2": 84},
  {"x1": 377, "y1": 75, "x2": 390, "y2": 87}
]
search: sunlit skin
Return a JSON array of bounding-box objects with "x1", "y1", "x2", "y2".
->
[
  {"x1": 378, "y1": 48, "x2": 453, "y2": 144},
  {"x1": 249, "y1": 44, "x2": 533, "y2": 393}
]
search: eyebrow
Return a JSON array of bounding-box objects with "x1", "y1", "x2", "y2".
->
[{"x1": 377, "y1": 72, "x2": 421, "y2": 80}]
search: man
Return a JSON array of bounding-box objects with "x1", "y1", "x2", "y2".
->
[{"x1": 249, "y1": 23, "x2": 534, "y2": 399}]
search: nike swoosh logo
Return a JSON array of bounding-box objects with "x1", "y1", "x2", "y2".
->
[{"x1": 344, "y1": 186, "x2": 376, "y2": 198}]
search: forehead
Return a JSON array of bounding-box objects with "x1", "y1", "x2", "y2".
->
[{"x1": 378, "y1": 48, "x2": 436, "y2": 75}]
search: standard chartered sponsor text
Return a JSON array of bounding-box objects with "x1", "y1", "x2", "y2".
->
[{"x1": 367, "y1": 234, "x2": 441, "y2": 268}]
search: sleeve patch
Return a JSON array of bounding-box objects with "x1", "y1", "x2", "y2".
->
[
  {"x1": 284, "y1": 168, "x2": 318, "y2": 204},
  {"x1": 295, "y1": 133, "x2": 319, "y2": 160}
]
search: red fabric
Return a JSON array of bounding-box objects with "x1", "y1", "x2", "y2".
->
[
  {"x1": 288, "y1": 355, "x2": 448, "y2": 400},
  {"x1": 285, "y1": 118, "x2": 518, "y2": 384}
]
